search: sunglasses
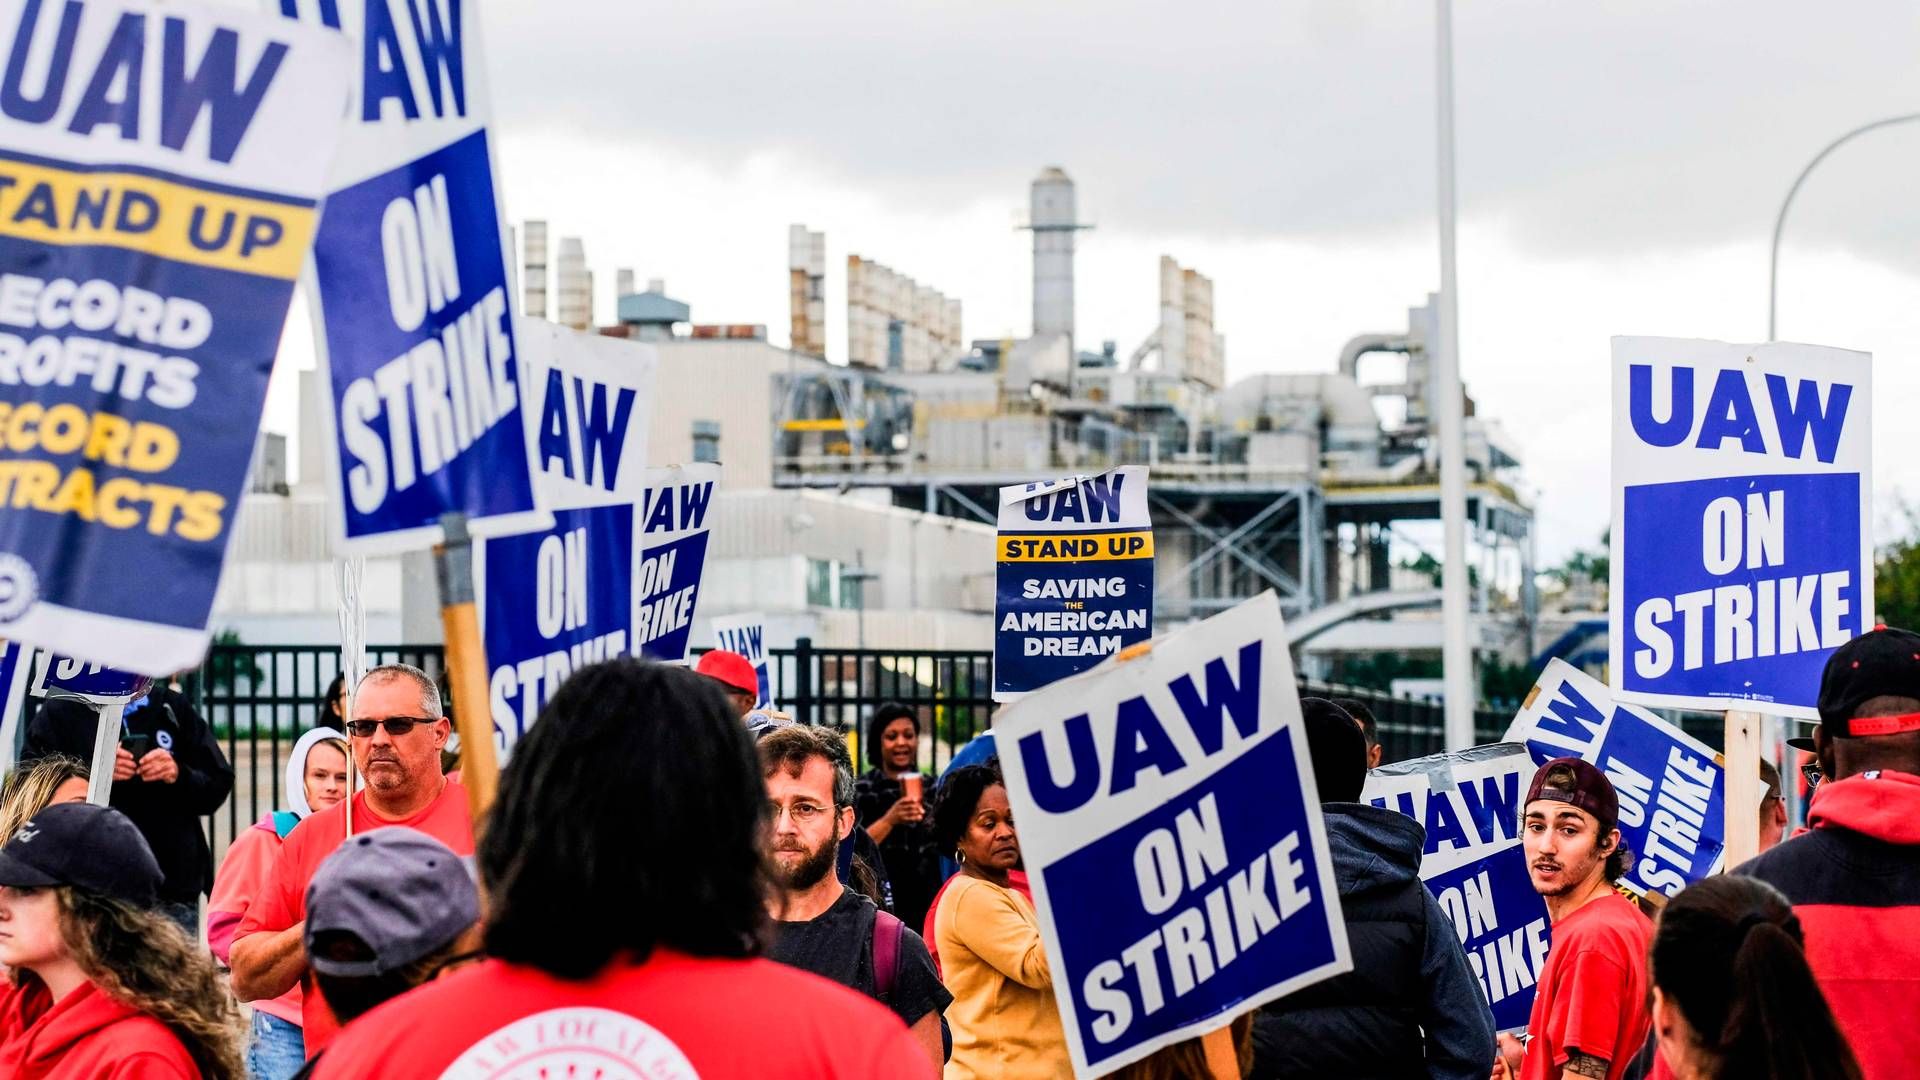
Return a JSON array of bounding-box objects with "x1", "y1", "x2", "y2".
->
[{"x1": 345, "y1": 716, "x2": 438, "y2": 738}]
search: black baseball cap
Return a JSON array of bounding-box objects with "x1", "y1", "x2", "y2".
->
[
  {"x1": 1526, "y1": 757, "x2": 1620, "y2": 828},
  {"x1": 0, "y1": 802, "x2": 162, "y2": 907},
  {"x1": 1816, "y1": 626, "x2": 1920, "y2": 738}
]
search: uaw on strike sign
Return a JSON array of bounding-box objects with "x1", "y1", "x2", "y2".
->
[
  {"x1": 998, "y1": 592, "x2": 1350, "y2": 1078},
  {"x1": 1611, "y1": 337, "x2": 1871, "y2": 717},
  {"x1": 0, "y1": 0, "x2": 348, "y2": 674},
  {"x1": 994, "y1": 465, "x2": 1154, "y2": 701},
  {"x1": 477, "y1": 321, "x2": 656, "y2": 757},
  {"x1": 1364, "y1": 744, "x2": 1547, "y2": 1033},
  {"x1": 277, "y1": 0, "x2": 548, "y2": 554}
]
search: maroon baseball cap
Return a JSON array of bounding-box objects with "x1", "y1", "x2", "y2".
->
[{"x1": 1525, "y1": 757, "x2": 1619, "y2": 827}]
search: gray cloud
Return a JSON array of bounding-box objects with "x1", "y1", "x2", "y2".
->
[{"x1": 483, "y1": 1, "x2": 1920, "y2": 268}]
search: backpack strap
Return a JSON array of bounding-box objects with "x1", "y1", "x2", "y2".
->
[
  {"x1": 871, "y1": 909, "x2": 904, "y2": 1001},
  {"x1": 271, "y1": 811, "x2": 301, "y2": 839}
]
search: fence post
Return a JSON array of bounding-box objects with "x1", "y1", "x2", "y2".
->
[{"x1": 793, "y1": 637, "x2": 814, "y2": 727}]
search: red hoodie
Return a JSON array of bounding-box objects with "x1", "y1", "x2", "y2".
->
[
  {"x1": 1735, "y1": 768, "x2": 1920, "y2": 1080},
  {"x1": 0, "y1": 978, "x2": 198, "y2": 1079}
]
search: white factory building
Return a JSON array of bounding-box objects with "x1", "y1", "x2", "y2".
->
[{"x1": 217, "y1": 166, "x2": 1540, "y2": 685}]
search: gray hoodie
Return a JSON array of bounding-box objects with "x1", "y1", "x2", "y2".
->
[{"x1": 1251, "y1": 802, "x2": 1496, "y2": 1079}]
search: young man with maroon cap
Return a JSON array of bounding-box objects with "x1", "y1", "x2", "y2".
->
[
  {"x1": 1495, "y1": 758, "x2": 1652, "y2": 1080},
  {"x1": 1736, "y1": 624, "x2": 1920, "y2": 1080}
]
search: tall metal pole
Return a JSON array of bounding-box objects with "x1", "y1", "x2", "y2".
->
[
  {"x1": 1435, "y1": 0, "x2": 1474, "y2": 749},
  {"x1": 1767, "y1": 112, "x2": 1920, "y2": 341}
]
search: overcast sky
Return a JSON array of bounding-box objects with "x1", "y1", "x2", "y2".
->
[{"x1": 266, "y1": 0, "x2": 1920, "y2": 566}]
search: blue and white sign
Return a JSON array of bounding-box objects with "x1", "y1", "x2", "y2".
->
[
  {"x1": 711, "y1": 613, "x2": 772, "y2": 708},
  {"x1": 1611, "y1": 337, "x2": 1872, "y2": 718},
  {"x1": 473, "y1": 323, "x2": 656, "y2": 755},
  {"x1": 994, "y1": 466, "x2": 1153, "y2": 702},
  {"x1": 0, "y1": 640, "x2": 36, "y2": 771},
  {"x1": 997, "y1": 592, "x2": 1350, "y2": 1078},
  {"x1": 29, "y1": 652, "x2": 154, "y2": 706},
  {"x1": 523, "y1": 319, "x2": 655, "y2": 509},
  {"x1": 477, "y1": 505, "x2": 630, "y2": 757},
  {"x1": 0, "y1": 0, "x2": 348, "y2": 674},
  {"x1": 1365, "y1": 744, "x2": 1548, "y2": 1033},
  {"x1": 633, "y1": 463, "x2": 718, "y2": 663},
  {"x1": 273, "y1": 0, "x2": 549, "y2": 554},
  {"x1": 1506, "y1": 659, "x2": 1730, "y2": 899}
]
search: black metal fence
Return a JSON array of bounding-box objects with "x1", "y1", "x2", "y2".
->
[{"x1": 178, "y1": 640, "x2": 1690, "y2": 863}]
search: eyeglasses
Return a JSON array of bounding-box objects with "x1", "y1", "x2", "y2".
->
[
  {"x1": 345, "y1": 717, "x2": 438, "y2": 738},
  {"x1": 768, "y1": 800, "x2": 834, "y2": 824},
  {"x1": 1802, "y1": 761, "x2": 1824, "y2": 791}
]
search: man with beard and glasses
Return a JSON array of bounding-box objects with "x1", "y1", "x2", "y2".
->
[
  {"x1": 230, "y1": 664, "x2": 474, "y2": 1057},
  {"x1": 760, "y1": 725, "x2": 950, "y2": 1073},
  {"x1": 1495, "y1": 758, "x2": 1652, "y2": 1080}
]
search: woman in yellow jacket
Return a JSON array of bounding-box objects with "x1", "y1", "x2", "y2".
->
[{"x1": 931, "y1": 763, "x2": 1068, "y2": 1079}]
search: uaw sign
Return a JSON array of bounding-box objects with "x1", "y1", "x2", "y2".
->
[
  {"x1": 0, "y1": 0, "x2": 348, "y2": 674},
  {"x1": 1506, "y1": 660, "x2": 1728, "y2": 899},
  {"x1": 994, "y1": 466, "x2": 1154, "y2": 701},
  {"x1": 1611, "y1": 337, "x2": 1871, "y2": 718},
  {"x1": 632, "y1": 463, "x2": 717, "y2": 663},
  {"x1": 476, "y1": 324, "x2": 655, "y2": 756},
  {"x1": 998, "y1": 592, "x2": 1350, "y2": 1078},
  {"x1": 273, "y1": 0, "x2": 549, "y2": 553},
  {"x1": 1365, "y1": 744, "x2": 1547, "y2": 1032}
]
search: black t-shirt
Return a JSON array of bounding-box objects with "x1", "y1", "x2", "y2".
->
[
  {"x1": 767, "y1": 887, "x2": 951, "y2": 1030},
  {"x1": 853, "y1": 769, "x2": 943, "y2": 930}
]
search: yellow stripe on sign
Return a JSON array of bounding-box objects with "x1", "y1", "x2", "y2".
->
[
  {"x1": 999, "y1": 531, "x2": 1154, "y2": 562},
  {"x1": 0, "y1": 157, "x2": 316, "y2": 280}
]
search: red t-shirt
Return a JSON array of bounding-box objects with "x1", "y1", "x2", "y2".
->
[
  {"x1": 1521, "y1": 892, "x2": 1653, "y2": 1080},
  {"x1": 234, "y1": 780, "x2": 474, "y2": 1055},
  {"x1": 312, "y1": 951, "x2": 932, "y2": 1079}
]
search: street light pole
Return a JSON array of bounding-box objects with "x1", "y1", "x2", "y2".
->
[
  {"x1": 1768, "y1": 112, "x2": 1920, "y2": 341},
  {"x1": 1435, "y1": 0, "x2": 1474, "y2": 750}
]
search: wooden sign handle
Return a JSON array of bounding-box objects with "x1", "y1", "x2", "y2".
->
[
  {"x1": 436, "y1": 514, "x2": 498, "y2": 823},
  {"x1": 1722, "y1": 710, "x2": 1763, "y2": 868}
]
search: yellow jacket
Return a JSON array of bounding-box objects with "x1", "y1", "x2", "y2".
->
[{"x1": 936, "y1": 875, "x2": 1069, "y2": 1079}]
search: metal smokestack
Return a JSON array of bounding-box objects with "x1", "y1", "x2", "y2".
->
[{"x1": 1027, "y1": 167, "x2": 1088, "y2": 347}]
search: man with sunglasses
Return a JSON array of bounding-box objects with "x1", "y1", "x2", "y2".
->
[
  {"x1": 1736, "y1": 626, "x2": 1920, "y2": 1080},
  {"x1": 230, "y1": 663, "x2": 474, "y2": 1058}
]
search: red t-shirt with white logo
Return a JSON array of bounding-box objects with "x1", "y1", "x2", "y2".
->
[{"x1": 312, "y1": 951, "x2": 931, "y2": 1080}]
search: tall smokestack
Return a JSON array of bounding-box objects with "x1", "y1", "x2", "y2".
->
[{"x1": 1028, "y1": 167, "x2": 1087, "y2": 346}]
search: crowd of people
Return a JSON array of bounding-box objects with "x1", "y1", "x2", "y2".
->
[{"x1": 0, "y1": 626, "x2": 1913, "y2": 1078}]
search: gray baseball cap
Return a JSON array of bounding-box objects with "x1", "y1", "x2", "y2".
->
[{"x1": 303, "y1": 828, "x2": 479, "y2": 978}]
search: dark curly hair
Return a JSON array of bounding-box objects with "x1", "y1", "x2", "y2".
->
[
  {"x1": 481, "y1": 658, "x2": 770, "y2": 978},
  {"x1": 931, "y1": 762, "x2": 1003, "y2": 857}
]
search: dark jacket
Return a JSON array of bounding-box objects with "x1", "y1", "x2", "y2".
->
[
  {"x1": 1735, "y1": 768, "x2": 1920, "y2": 1080},
  {"x1": 854, "y1": 769, "x2": 943, "y2": 930},
  {"x1": 1252, "y1": 802, "x2": 1495, "y2": 1080},
  {"x1": 24, "y1": 687, "x2": 233, "y2": 907}
]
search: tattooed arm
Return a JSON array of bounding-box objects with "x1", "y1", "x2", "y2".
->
[{"x1": 1562, "y1": 1050, "x2": 1610, "y2": 1079}]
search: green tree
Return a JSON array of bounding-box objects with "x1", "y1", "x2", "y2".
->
[{"x1": 1877, "y1": 504, "x2": 1920, "y2": 630}]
